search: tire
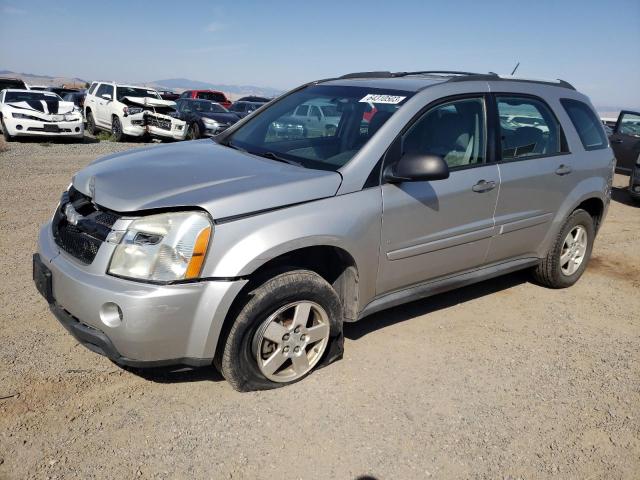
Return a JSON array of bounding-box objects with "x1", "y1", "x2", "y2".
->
[
  {"x1": 533, "y1": 209, "x2": 595, "y2": 288},
  {"x1": 188, "y1": 122, "x2": 200, "y2": 140},
  {"x1": 86, "y1": 111, "x2": 98, "y2": 136},
  {"x1": 1, "y1": 118, "x2": 14, "y2": 142},
  {"x1": 111, "y1": 116, "x2": 124, "y2": 142},
  {"x1": 218, "y1": 269, "x2": 342, "y2": 392}
]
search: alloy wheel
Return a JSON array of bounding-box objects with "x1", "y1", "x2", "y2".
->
[
  {"x1": 252, "y1": 301, "x2": 330, "y2": 383},
  {"x1": 560, "y1": 225, "x2": 588, "y2": 276}
]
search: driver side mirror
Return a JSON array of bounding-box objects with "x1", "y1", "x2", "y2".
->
[
  {"x1": 101, "y1": 93, "x2": 112, "y2": 101},
  {"x1": 383, "y1": 153, "x2": 450, "y2": 183}
]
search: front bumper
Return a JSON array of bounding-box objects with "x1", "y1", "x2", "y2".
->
[
  {"x1": 4, "y1": 117, "x2": 84, "y2": 137},
  {"x1": 35, "y1": 222, "x2": 247, "y2": 367},
  {"x1": 123, "y1": 114, "x2": 187, "y2": 141}
]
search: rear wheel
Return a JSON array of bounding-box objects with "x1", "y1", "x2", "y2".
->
[
  {"x1": 533, "y1": 209, "x2": 595, "y2": 288},
  {"x1": 86, "y1": 111, "x2": 98, "y2": 135},
  {"x1": 218, "y1": 270, "x2": 342, "y2": 391},
  {"x1": 111, "y1": 116, "x2": 124, "y2": 142}
]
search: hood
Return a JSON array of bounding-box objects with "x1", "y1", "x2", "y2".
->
[
  {"x1": 7, "y1": 100, "x2": 75, "y2": 115},
  {"x1": 199, "y1": 112, "x2": 240, "y2": 123},
  {"x1": 72, "y1": 140, "x2": 342, "y2": 219},
  {"x1": 123, "y1": 96, "x2": 177, "y2": 108}
]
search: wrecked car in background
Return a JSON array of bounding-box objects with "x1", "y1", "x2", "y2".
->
[
  {"x1": 175, "y1": 98, "x2": 240, "y2": 139},
  {"x1": 0, "y1": 89, "x2": 84, "y2": 141},
  {"x1": 84, "y1": 82, "x2": 187, "y2": 142}
]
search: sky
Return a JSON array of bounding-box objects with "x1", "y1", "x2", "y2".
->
[{"x1": 1, "y1": 0, "x2": 639, "y2": 109}]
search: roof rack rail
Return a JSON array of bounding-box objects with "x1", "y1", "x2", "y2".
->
[
  {"x1": 447, "y1": 74, "x2": 576, "y2": 90},
  {"x1": 336, "y1": 70, "x2": 576, "y2": 90},
  {"x1": 393, "y1": 70, "x2": 486, "y2": 77},
  {"x1": 339, "y1": 70, "x2": 484, "y2": 79},
  {"x1": 339, "y1": 71, "x2": 394, "y2": 79}
]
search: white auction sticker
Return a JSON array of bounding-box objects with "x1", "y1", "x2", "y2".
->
[{"x1": 359, "y1": 94, "x2": 406, "y2": 104}]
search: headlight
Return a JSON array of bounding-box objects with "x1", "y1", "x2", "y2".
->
[
  {"x1": 202, "y1": 117, "x2": 219, "y2": 127},
  {"x1": 12, "y1": 112, "x2": 41, "y2": 120},
  {"x1": 108, "y1": 211, "x2": 212, "y2": 282},
  {"x1": 123, "y1": 106, "x2": 144, "y2": 115}
]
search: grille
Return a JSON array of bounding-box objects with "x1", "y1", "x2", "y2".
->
[
  {"x1": 55, "y1": 222, "x2": 102, "y2": 264},
  {"x1": 146, "y1": 116, "x2": 171, "y2": 130},
  {"x1": 52, "y1": 188, "x2": 120, "y2": 264}
]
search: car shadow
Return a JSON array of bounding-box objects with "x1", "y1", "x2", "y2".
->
[
  {"x1": 344, "y1": 270, "x2": 530, "y2": 341},
  {"x1": 130, "y1": 364, "x2": 225, "y2": 384},
  {"x1": 611, "y1": 186, "x2": 636, "y2": 206},
  {"x1": 128, "y1": 270, "x2": 531, "y2": 384}
]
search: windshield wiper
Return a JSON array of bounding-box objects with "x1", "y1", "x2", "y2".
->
[{"x1": 253, "y1": 151, "x2": 303, "y2": 167}]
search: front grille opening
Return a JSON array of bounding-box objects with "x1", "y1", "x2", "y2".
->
[{"x1": 52, "y1": 187, "x2": 120, "y2": 264}]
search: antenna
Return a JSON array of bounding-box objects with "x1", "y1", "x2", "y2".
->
[{"x1": 511, "y1": 62, "x2": 520, "y2": 76}]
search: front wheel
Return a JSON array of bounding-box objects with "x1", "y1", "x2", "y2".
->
[
  {"x1": 188, "y1": 122, "x2": 201, "y2": 140},
  {"x1": 1, "y1": 118, "x2": 14, "y2": 142},
  {"x1": 86, "y1": 111, "x2": 98, "y2": 135},
  {"x1": 533, "y1": 209, "x2": 595, "y2": 288},
  {"x1": 111, "y1": 116, "x2": 124, "y2": 142},
  {"x1": 218, "y1": 270, "x2": 342, "y2": 391}
]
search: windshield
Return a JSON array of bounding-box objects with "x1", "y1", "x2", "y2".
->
[
  {"x1": 5, "y1": 91, "x2": 62, "y2": 102},
  {"x1": 194, "y1": 100, "x2": 227, "y2": 113},
  {"x1": 224, "y1": 85, "x2": 413, "y2": 171},
  {"x1": 116, "y1": 87, "x2": 161, "y2": 101}
]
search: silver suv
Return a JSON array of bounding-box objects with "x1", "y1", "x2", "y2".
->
[{"x1": 34, "y1": 71, "x2": 614, "y2": 391}]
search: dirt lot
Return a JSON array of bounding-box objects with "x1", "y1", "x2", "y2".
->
[{"x1": 0, "y1": 138, "x2": 638, "y2": 480}]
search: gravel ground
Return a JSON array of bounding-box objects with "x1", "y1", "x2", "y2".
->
[{"x1": 0, "y1": 138, "x2": 638, "y2": 480}]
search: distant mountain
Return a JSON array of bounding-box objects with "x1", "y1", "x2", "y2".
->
[
  {"x1": 150, "y1": 78, "x2": 282, "y2": 98},
  {"x1": 0, "y1": 70, "x2": 282, "y2": 99},
  {"x1": 0, "y1": 70, "x2": 87, "y2": 87}
]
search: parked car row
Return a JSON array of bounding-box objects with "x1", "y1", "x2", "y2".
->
[{"x1": 0, "y1": 78, "x2": 272, "y2": 142}]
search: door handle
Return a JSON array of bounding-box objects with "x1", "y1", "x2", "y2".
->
[
  {"x1": 555, "y1": 164, "x2": 572, "y2": 176},
  {"x1": 472, "y1": 180, "x2": 496, "y2": 193},
  {"x1": 611, "y1": 138, "x2": 623, "y2": 144}
]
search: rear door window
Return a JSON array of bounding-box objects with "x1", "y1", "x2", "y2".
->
[
  {"x1": 497, "y1": 96, "x2": 564, "y2": 160},
  {"x1": 560, "y1": 99, "x2": 609, "y2": 150}
]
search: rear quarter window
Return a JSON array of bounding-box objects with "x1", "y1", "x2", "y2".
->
[{"x1": 560, "y1": 99, "x2": 608, "y2": 151}]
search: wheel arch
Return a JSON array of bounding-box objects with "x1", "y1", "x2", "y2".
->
[
  {"x1": 540, "y1": 177, "x2": 608, "y2": 257},
  {"x1": 212, "y1": 244, "x2": 359, "y2": 371}
]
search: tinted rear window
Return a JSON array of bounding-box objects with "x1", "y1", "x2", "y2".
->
[
  {"x1": 560, "y1": 99, "x2": 608, "y2": 151},
  {"x1": 197, "y1": 92, "x2": 226, "y2": 102}
]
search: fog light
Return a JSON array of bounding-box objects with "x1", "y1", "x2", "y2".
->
[
  {"x1": 75, "y1": 127, "x2": 80, "y2": 132},
  {"x1": 634, "y1": 185, "x2": 640, "y2": 193},
  {"x1": 16, "y1": 124, "x2": 23, "y2": 130},
  {"x1": 100, "y1": 302, "x2": 123, "y2": 327}
]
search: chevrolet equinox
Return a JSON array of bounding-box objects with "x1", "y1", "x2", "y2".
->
[{"x1": 34, "y1": 71, "x2": 614, "y2": 391}]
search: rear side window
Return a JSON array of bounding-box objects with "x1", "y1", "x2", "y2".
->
[
  {"x1": 560, "y1": 99, "x2": 608, "y2": 150},
  {"x1": 497, "y1": 96, "x2": 564, "y2": 160}
]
